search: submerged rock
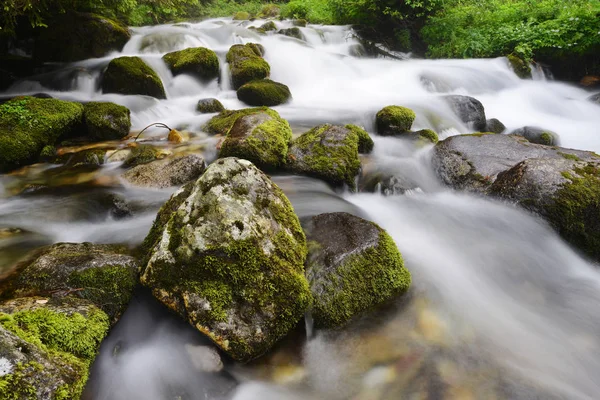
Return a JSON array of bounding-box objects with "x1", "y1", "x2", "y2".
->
[
  {"x1": 510, "y1": 126, "x2": 559, "y2": 145},
  {"x1": 140, "y1": 158, "x2": 311, "y2": 362},
  {"x1": 226, "y1": 44, "x2": 270, "y2": 90},
  {"x1": 304, "y1": 212, "x2": 411, "y2": 328},
  {"x1": 122, "y1": 154, "x2": 206, "y2": 188},
  {"x1": 197, "y1": 98, "x2": 225, "y2": 114},
  {"x1": 237, "y1": 79, "x2": 291, "y2": 106},
  {"x1": 259, "y1": 21, "x2": 278, "y2": 32},
  {"x1": 83, "y1": 101, "x2": 131, "y2": 140},
  {"x1": 102, "y1": 56, "x2": 166, "y2": 99},
  {"x1": 163, "y1": 47, "x2": 220, "y2": 82},
  {"x1": 279, "y1": 27, "x2": 304, "y2": 41},
  {"x1": 375, "y1": 106, "x2": 416, "y2": 136},
  {"x1": 444, "y1": 95, "x2": 487, "y2": 131}
]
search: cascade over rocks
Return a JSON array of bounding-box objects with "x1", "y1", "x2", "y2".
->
[
  {"x1": 237, "y1": 79, "x2": 292, "y2": 106},
  {"x1": 510, "y1": 126, "x2": 559, "y2": 146},
  {"x1": 197, "y1": 98, "x2": 225, "y2": 113},
  {"x1": 163, "y1": 47, "x2": 220, "y2": 82},
  {"x1": 102, "y1": 56, "x2": 166, "y2": 99},
  {"x1": 444, "y1": 95, "x2": 487, "y2": 131},
  {"x1": 226, "y1": 44, "x2": 270, "y2": 90},
  {"x1": 122, "y1": 154, "x2": 207, "y2": 188},
  {"x1": 83, "y1": 101, "x2": 131, "y2": 141},
  {"x1": 139, "y1": 157, "x2": 312, "y2": 362}
]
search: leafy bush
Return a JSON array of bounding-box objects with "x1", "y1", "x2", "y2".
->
[{"x1": 281, "y1": 0, "x2": 335, "y2": 24}]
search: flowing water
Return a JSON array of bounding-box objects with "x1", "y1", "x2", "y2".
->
[{"x1": 2, "y1": 17, "x2": 600, "y2": 400}]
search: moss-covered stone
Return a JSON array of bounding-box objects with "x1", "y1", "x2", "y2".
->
[
  {"x1": 413, "y1": 128, "x2": 439, "y2": 144},
  {"x1": 259, "y1": 21, "x2": 277, "y2": 32},
  {"x1": 163, "y1": 47, "x2": 219, "y2": 82},
  {"x1": 287, "y1": 124, "x2": 362, "y2": 189},
  {"x1": 196, "y1": 98, "x2": 225, "y2": 114},
  {"x1": 219, "y1": 109, "x2": 292, "y2": 169},
  {"x1": 232, "y1": 11, "x2": 250, "y2": 20},
  {"x1": 226, "y1": 44, "x2": 270, "y2": 90},
  {"x1": 122, "y1": 144, "x2": 164, "y2": 168},
  {"x1": 102, "y1": 56, "x2": 166, "y2": 99},
  {"x1": 0, "y1": 97, "x2": 84, "y2": 172},
  {"x1": 304, "y1": 212, "x2": 411, "y2": 328},
  {"x1": 510, "y1": 126, "x2": 559, "y2": 146},
  {"x1": 204, "y1": 107, "x2": 278, "y2": 135},
  {"x1": 375, "y1": 105, "x2": 416, "y2": 136},
  {"x1": 83, "y1": 102, "x2": 131, "y2": 141},
  {"x1": 237, "y1": 79, "x2": 291, "y2": 107},
  {"x1": 278, "y1": 27, "x2": 304, "y2": 41},
  {"x1": 507, "y1": 53, "x2": 532, "y2": 79},
  {"x1": 139, "y1": 158, "x2": 311, "y2": 362},
  {"x1": 345, "y1": 124, "x2": 374, "y2": 153}
]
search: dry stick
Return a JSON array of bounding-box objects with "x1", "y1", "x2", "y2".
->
[{"x1": 107, "y1": 122, "x2": 173, "y2": 161}]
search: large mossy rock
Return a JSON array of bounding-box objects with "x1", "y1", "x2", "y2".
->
[
  {"x1": 443, "y1": 95, "x2": 487, "y2": 131},
  {"x1": 375, "y1": 105, "x2": 416, "y2": 136},
  {"x1": 287, "y1": 124, "x2": 362, "y2": 189},
  {"x1": 83, "y1": 101, "x2": 131, "y2": 141},
  {"x1": 163, "y1": 47, "x2": 220, "y2": 82},
  {"x1": 0, "y1": 296, "x2": 109, "y2": 399},
  {"x1": 0, "y1": 96, "x2": 83, "y2": 172},
  {"x1": 102, "y1": 56, "x2": 166, "y2": 99},
  {"x1": 122, "y1": 154, "x2": 206, "y2": 188},
  {"x1": 237, "y1": 79, "x2": 291, "y2": 107},
  {"x1": 219, "y1": 109, "x2": 292, "y2": 169},
  {"x1": 204, "y1": 107, "x2": 274, "y2": 135},
  {"x1": 139, "y1": 157, "x2": 312, "y2": 362},
  {"x1": 0, "y1": 243, "x2": 138, "y2": 322},
  {"x1": 226, "y1": 44, "x2": 270, "y2": 90},
  {"x1": 304, "y1": 212, "x2": 411, "y2": 328},
  {"x1": 35, "y1": 12, "x2": 130, "y2": 62}
]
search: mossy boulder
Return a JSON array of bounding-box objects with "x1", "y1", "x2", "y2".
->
[
  {"x1": 485, "y1": 118, "x2": 506, "y2": 134},
  {"x1": 197, "y1": 98, "x2": 225, "y2": 114},
  {"x1": 0, "y1": 243, "x2": 138, "y2": 323},
  {"x1": 375, "y1": 105, "x2": 416, "y2": 136},
  {"x1": 237, "y1": 79, "x2": 291, "y2": 107},
  {"x1": 287, "y1": 124, "x2": 362, "y2": 189},
  {"x1": 232, "y1": 11, "x2": 250, "y2": 20},
  {"x1": 83, "y1": 101, "x2": 131, "y2": 141},
  {"x1": 122, "y1": 154, "x2": 206, "y2": 188},
  {"x1": 278, "y1": 27, "x2": 304, "y2": 41},
  {"x1": 102, "y1": 56, "x2": 166, "y2": 99},
  {"x1": 507, "y1": 53, "x2": 532, "y2": 79},
  {"x1": 259, "y1": 21, "x2": 278, "y2": 32},
  {"x1": 0, "y1": 96, "x2": 84, "y2": 172},
  {"x1": 345, "y1": 124, "x2": 374, "y2": 153},
  {"x1": 163, "y1": 47, "x2": 220, "y2": 82},
  {"x1": 34, "y1": 12, "x2": 130, "y2": 62},
  {"x1": 122, "y1": 144, "x2": 165, "y2": 168},
  {"x1": 226, "y1": 44, "x2": 270, "y2": 90},
  {"x1": 412, "y1": 129, "x2": 439, "y2": 144},
  {"x1": 219, "y1": 109, "x2": 292, "y2": 169},
  {"x1": 304, "y1": 212, "x2": 411, "y2": 328},
  {"x1": 510, "y1": 126, "x2": 559, "y2": 146},
  {"x1": 443, "y1": 95, "x2": 487, "y2": 131},
  {"x1": 204, "y1": 107, "x2": 274, "y2": 135},
  {"x1": 0, "y1": 296, "x2": 109, "y2": 399},
  {"x1": 139, "y1": 157, "x2": 311, "y2": 362}
]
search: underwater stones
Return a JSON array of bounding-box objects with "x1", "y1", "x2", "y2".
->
[
  {"x1": 278, "y1": 27, "x2": 304, "y2": 41},
  {"x1": 122, "y1": 154, "x2": 206, "y2": 188},
  {"x1": 83, "y1": 101, "x2": 131, "y2": 141},
  {"x1": 443, "y1": 95, "x2": 487, "y2": 131},
  {"x1": 102, "y1": 56, "x2": 166, "y2": 99},
  {"x1": 34, "y1": 12, "x2": 130, "y2": 62},
  {"x1": 0, "y1": 96, "x2": 84, "y2": 172},
  {"x1": 375, "y1": 105, "x2": 416, "y2": 136},
  {"x1": 237, "y1": 79, "x2": 291, "y2": 107},
  {"x1": 507, "y1": 53, "x2": 532, "y2": 79},
  {"x1": 226, "y1": 44, "x2": 270, "y2": 90},
  {"x1": 412, "y1": 129, "x2": 439, "y2": 145},
  {"x1": 485, "y1": 118, "x2": 506, "y2": 134},
  {"x1": 510, "y1": 126, "x2": 559, "y2": 145},
  {"x1": 304, "y1": 212, "x2": 411, "y2": 328},
  {"x1": 259, "y1": 21, "x2": 278, "y2": 32},
  {"x1": 196, "y1": 98, "x2": 225, "y2": 114},
  {"x1": 163, "y1": 47, "x2": 220, "y2": 82},
  {"x1": 0, "y1": 242, "x2": 138, "y2": 322},
  {"x1": 204, "y1": 107, "x2": 275, "y2": 135},
  {"x1": 287, "y1": 124, "x2": 362, "y2": 189},
  {"x1": 219, "y1": 109, "x2": 292, "y2": 169},
  {"x1": 139, "y1": 157, "x2": 311, "y2": 362}
]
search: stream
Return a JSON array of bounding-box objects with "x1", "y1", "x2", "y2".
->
[{"x1": 2, "y1": 17, "x2": 600, "y2": 400}]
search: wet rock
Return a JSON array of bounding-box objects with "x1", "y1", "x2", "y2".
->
[
  {"x1": 140, "y1": 158, "x2": 311, "y2": 362},
  {"x1": 443, "y1": 95, "x2": 487, "y2": 131},
  {"x1": 233, "y1": 11, "x2": 250, "y2": 20},
  {"x1": 0, "y1": 296, "x2": 109, "y2": 399},
  {"x1": 485, "y1": 118, "x2": 506, "y2": 134},
  {"x1": 101, "y1": 56, "x2": 166, "y2": 99},
  {"x1": 259, "y1": 21, "x2": 278, "y2": 32},
  {"x1": 279, "y1": 27, "x2": 304, "y2": 41},
  {"x1": 237, "y1": 79, "x2": 291, "y2": 107},
  {"x1": 34, "y1": 12, "x2": 130, "y2": 62},
  {"x1": 587, "y1": 93, "x2": 600, "y2": 104},
  {"x1": 304, "y1": 212, "x2": 411, "y2": 328},
  {"x1": 346, "y1": 124, "x2": 374, "y2": 153},
  {"x1": 205, "y1": 107, "x2": 274, "y2": 135},
  {"x1": 287, "y1": 124, "x2": 362, "y2": 189},
  {"x1": 197, "y1": 98, "x2": 225, "y2": 114},
  {"x1": 510, "y1": 126, "x2": 559, "y2": 145},
  {"x1": 122, "y1": 144, "x2": 165, "y2": 168},
  {"x1": 226, "y1": 44, "x2": 270, "y2": 90},
  {"x1": 375, "y1": 106, "x2": 416, "y2": 136},
  {"x1": 84, "y1": 101, "x2": 131, "y2": 140},
  {"x1": 507, "y1": 53, "x2": 532, "y2": 79},
  {"x1": 219, "y1": 109, "x2": 292, "y2": 169},
  {"x1": 0, "y1": 96, "x2": 84, "y2": 172},
  {"x1": 163, "y1": 47, "x2": 220, "y2": 82},
  {"x1": 122, "y1": 154, "x2": 206, "y2": 188},
  {"x1": 0, "y1": 243, "x2": 138, "y2": 322}
]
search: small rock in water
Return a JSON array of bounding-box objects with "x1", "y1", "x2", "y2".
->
[
  {"x1": 375, "y1": 105, "x2": 416, "y2": 136},
  {"x1": 510, "y1": 126, "x2": 559, "y2": 145}
]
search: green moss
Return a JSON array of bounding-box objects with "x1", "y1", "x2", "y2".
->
[
  {"x1": 415, "y1": 128, "x2": 439, "y2": 144},
  {"x1": 39, "y1": 145, "x2": 56, "y2": 162},
  {"x1": 0, "y1": 362, "x2": 38, "y2": 399},
  {"x1": 123, "y1": 144, "x2": 162, "y2": 167},
  {"x1": 102, "y1": 56, "x2": 166, "y2": 99},
  {"x1": 375, "y1": 105, "x2": 416, "y2": 135},
  {"x1": 259, "y1": 21, "x2": 277, "y2": 32},
  {"x1": 258, "y1": 4, "x2": 280, "y2": 18},
  {"x1": 83, "y1": 101, "x2": 131, "y2": 140},
  {"x1": 345, "y1": 124, "x2": 374, "y2": 153},
  {"x1": 507, "y1": 53, "x2": 532, "y2": 79},
  {"x1": 162, "y1": 47, "x2": 219, "y2": 81},
  {"x1": 237, "y1": 79, "x2": 291, "y2": 107},
  {"x1": 227, "y1": 44, "x2": 270, "y2": 90},
  {"x1": 232, "y1": 11, "x2": 250, "y2": 20},
  {"x1": 539, "y1": 132, "x2": 553, "y2": 145},
  {"x1": 558, "y1": 152, "x2": 582, "y2": 161},
  {"x1": 204, "y1": 107, "x2": 281, "y2": 135}
]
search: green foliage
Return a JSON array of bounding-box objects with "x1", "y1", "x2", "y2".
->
[{"x1": 281, "y1": 0, "x2": 336, "y2": 24}]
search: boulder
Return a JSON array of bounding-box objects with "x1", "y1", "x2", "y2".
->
[
  {"x1": 226, "y1": 44, "x2": 270, "y2": 90},
  {"x1": 287, "y1": 124, "x2": 362, "y2": 189},
  {"x1": 0, "y1": 243, "x2": 138, "y2": 322},
  {"x1": 204, "y1": 107, "x2": 274, "y2": 135},
  {"x1": 219, "y1": 109, "x2": 292, "y2": 169},
  {"x1": 197, "y1": 98, "x2": 225, "y2": 114},
  {"x1": 237, "y1": 79, "x2": 291, "y2": 106},
  {"x1": 0, "y1": 96, "x2": 83, "y2": 172},
  {"x1": 360, "y1": 173, "x2": 418, "y2": 196},
  {"x1": 122, "y1": 154, "x2": 206, "y2": 188},
  {"x1": 278, "y1": 27, "x2": 304, "y2": 41},
  {"x1": 304, "y1": 212, "x2": 411, "y2": 328},
  {"x1": 589, "y1": 93, "x2": 600, "y2": 104},
  {"x1": 485, "y1": 118, "x2": 506, "y2": 134},
  {"x1": 443, "y1": 95, "x2": 487, "y2": 131},
  {"x1": 102, "y1": 56, "x2": 166, "y2": 99},
  {"x1": 346, "y1": 124, "x2": 374, "y2": 153},
  {"x1": 507, "y1": 53, "x2": 532, "y2": 79},
  {"x1": 375, "y1": 105, "x2": 416, "y2": 136},
  {"x1": 259, "y1": 21, "x2": 278, "y2": 32},
  {"x1": 510, "y1": 126, "x2": 559, "y2": 146},
  {"x1": 232, "y1": 11, "x2": 250, "y2": 20},
  {"x1": 412, "y1": 129, "x2": 439, "y2": 144},
  {"x1": 0, "y1": 296, "x2": 109, "y2": 399},
  {"x1": 83, "y1": 101, "x2": 131, "y2": 140},
  {"x1": 162, "y1": 47, "x2": 220, "y2": 82},
  {"x1": 139, "y1": 158, "x2": 312, "y2": 362},
  {"x1": 34, "y1": 12, "x2": 130, "y2": 62}
]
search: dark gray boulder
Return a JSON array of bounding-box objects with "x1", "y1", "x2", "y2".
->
[{"x1": 444, "y1": 95, "x2": 487, "y2": 131}]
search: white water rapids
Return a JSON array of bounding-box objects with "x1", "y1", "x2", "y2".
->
[{"x1": 2, "y1": 17, "x2": 600, "y2": 400}]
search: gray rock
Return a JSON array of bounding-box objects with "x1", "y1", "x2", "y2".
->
[
  {"x1": 196, "y1": 98, "x2": 225, "y2": 114},
  {"x1": 510, "y1": 126, "x2": 559, "y2": 145},
  {"x1": 444, "y1": 95, "x2": 487, "y2": 131},
  {"x1": 485, "y1": 118, "x2": 506, "y2": 134},
  {"x1": 122, "y1": 154, "x2": 206, "y2": 188}
]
